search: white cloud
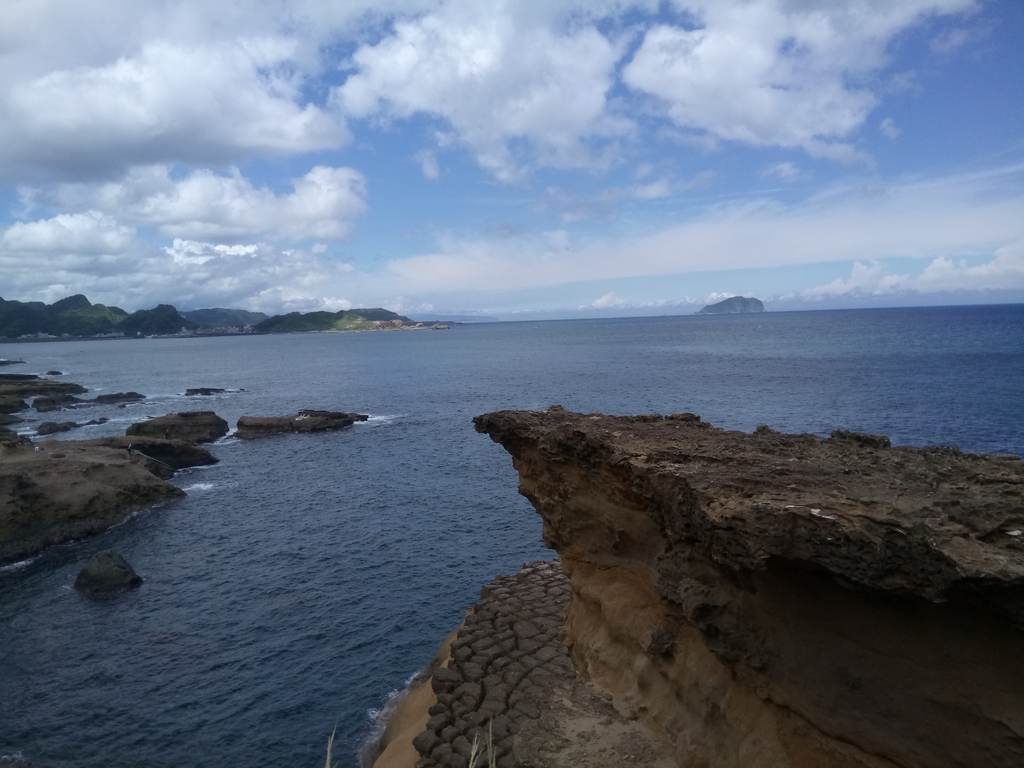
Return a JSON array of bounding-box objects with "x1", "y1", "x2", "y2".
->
[
  {"x1": 1, "y1": 212, "x2": 135, "y2": 255},
  {"x1": 632, "y1": 180, "x2": 673, "y2": 199},
  {"x1": 591, "y1": 291, "x2": 628, "y2": 308},
  {"x1": 879, "y1": 117, "x2": 902, "y2": 139},
  {"x1": 761, "y1": 161, "x2": 805, "y2": 182},
  {"x1": 376, "y1": 164, "x2": 1024, "y2": 295},
  {"x1": 0, "y1": 39, "x2": 349, "y2": 182},
  {"x1": 0, "y1": 216, "x2": 362, "y2": 312},
  {"x1": 622, "y1": 1, "x2": 975, "y2": 159},
  {"x1": 26, "y1": 165, "x2": 367, "y2": 241},
  {"x1": 416, "y1": 150, "x2": 441, "y2": 180},
  {"x1": 334, "y1": 1, "x2": 631, "y2": 181},
  {"x1": 799, "y1": 242, "x2": 1024, "y2": 299}
]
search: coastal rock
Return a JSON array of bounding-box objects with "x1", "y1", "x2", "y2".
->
[
  {"x1": 474, "y1": 407, "x2": 1024, "y2": 768},
  {"x1": 83, "y1": 435, "x2": 218, "y2": 475},
  {"x1": 696, "y1": 295, "x2": 765, "y2": 314},
  {"x1": 46, "y1": 370, "x2": 63, "y2": 376},
  {"x1": 185, "y1": 387, "x2": 226, "y2": 396},
  {"x1": 33, "y1": 394, "x2": 84, "y2": 411},
  {"x1": 0, "y1": 396, "x2": 28, "y2": 414},
  {"x1": 93, "y1": 391, "x2": 145, "y2": 405},
  {"x1": 37, "y1": 421, "x2": 78, "y2": 436},
  {"x1": 0, "y1": 376, "x2": 86, "y2": 399},
  {"x1": 0, "y1": 439, "x2": 190, "y2": 565},
  {"x1": 126, "y1": 411, "x2": 229, "y2": 443},
  {"x1": 235, "y1": 410, "x2": 368, "y2": 437},
  {"x1": 36, "y1": 418, "x2": 109, "y2": 436},
  {"x1": 73, "y1": 550, "x2": 142, "y2": 593}
]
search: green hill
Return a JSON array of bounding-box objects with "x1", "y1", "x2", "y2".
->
[
  {"x1": 254, "y1": 308, "x2": 411, "y2": 333},
  {"x1": 0, "y1": 294, "x2": 195, "y2": 338},
  {"x1": 181, "y1": 308, "x2": 268, "y2": 328},
  {"x1": 0, "y1": 294, "x2": 129, "y2": 338}
]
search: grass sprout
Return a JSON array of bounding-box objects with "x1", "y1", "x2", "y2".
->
[
  {"x1": 324, "y1": 727, "x2": 336, "y2": 768},
  {"x1": 467, "y1": 722, "x2": 496, "y2": 768}
]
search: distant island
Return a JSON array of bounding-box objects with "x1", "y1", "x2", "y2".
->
[
  {"x1": 697, "y1": 296, "x2": 765, "y2": 315},
  {"x1": 0, "y1": 294, "x2": 446, "y2": 339}
]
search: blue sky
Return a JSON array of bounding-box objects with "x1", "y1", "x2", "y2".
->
[{"x1": 0, "y1": 0, "x2": 1022, "y2": 318}]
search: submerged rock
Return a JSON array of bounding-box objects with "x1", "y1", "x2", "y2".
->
[
  {"x1": 236, "y1": 410, "x2": 368, "y2": 437},
  {"x1": 74, "y1": 550, "x2": 142, "y2": 593},
  {"x1": 126, "y1": 411, "x2": 228, "y2": 443},
  {"x1": 185, "y1": 387, "x2": 226, "y2": 396},
  {"x1": 475, "y1": 407, "x2": 1024, "y2": 768}
]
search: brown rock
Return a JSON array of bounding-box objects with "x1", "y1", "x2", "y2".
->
[
  {"x1": 235, "y1": 410, "x2": 368, "y2": 438},
  {"x1": 475, "y1": 407, "x2": 1024, "y2": 768},
  {"x1": 0, "y1": 439, "x2": 185, "y2": 565},
  {"x1": 126, "y1": 411, "x2": 229, "y2": 443}
]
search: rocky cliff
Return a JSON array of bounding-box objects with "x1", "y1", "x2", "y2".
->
[{"x1": 474, "y1": 407, "x2": 1024, "y2": 768}]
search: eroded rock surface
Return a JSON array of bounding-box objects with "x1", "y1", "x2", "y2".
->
[
  {"x1": 405, "y1": 560, "x2": 674, "y2": 768},
  {"x1": 236, "y1": 410, "x2": 368, "y2": 437},
  {"x1": 0, "y1": 439, "x2": 190, "y2": 564},
  {"x1": 414, "y1": 560, "x2": 574, "y2": 768},
  {"x1": 127, "y1": 411, "x2": 229, "y2": 443},
  {"x1": 474, "y1": 407, "x2": 1024, "y2": 768}
]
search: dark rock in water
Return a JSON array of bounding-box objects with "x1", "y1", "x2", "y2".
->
[
  {"x1": 0, "y1": 412, "x2": 21, "y2": 425},
  {"x1": 0, "y1": 373, "x2": 38, "y2": 381},
  {"x1": 0, "y1": 377, "x2": 86, "y2": 398},
  {"x1": 74, "y1": 550, "x2": 142, "y2": 593},
  {"x1": 84, "y1": 417, "x2": 109, "y2": 426},
  {"x1": 37, "y1": 421, "x2": 78, "y2": 436},
  {"x1": 831, "y1": 428, "x2": 891, "y2": 449},
  {"x1": 33, "y1": 394, "x2": 83, "y2": 411},
  {"x1": 236, "y1": 410, "x2": 369, "y2": 437},
  {"x1": 0, "y1": 397, "x2": 27, "y2": 415},
  {"x1": 93, "y1": 391, "x2": 145, "y2": 405},
  {"x1": 185, "y1": 387, "x2": 226, "y2": 396},
  {"x1": 126, "y1": 411, "x2": 229, "y2": 443},
  {"x1": 46, "y1": 370, "x2": 63, "y2": 376},
  {"x1": 697, "y1": 296, "x2": 765, "y2": 314}
]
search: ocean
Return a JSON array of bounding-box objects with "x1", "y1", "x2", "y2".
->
[{"x1": 1, "y1": 305, "x2": 1022, "y2": 768}]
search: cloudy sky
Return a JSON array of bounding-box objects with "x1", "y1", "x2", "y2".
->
[{"x1": 1, "y1": 0, "x2": 1022, "y2": 318}]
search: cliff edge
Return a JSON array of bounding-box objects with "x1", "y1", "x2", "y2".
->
[{"x1": 473, "y1": 407, "x2": 1024, "y2": 768}]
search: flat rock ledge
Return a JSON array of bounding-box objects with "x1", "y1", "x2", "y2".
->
[
  {"x1": 236, "y1": 410, "x2": 368, "y2": 437},
  {"x1": 404, "y1": 560, "x2": 671, "y2": 768}
]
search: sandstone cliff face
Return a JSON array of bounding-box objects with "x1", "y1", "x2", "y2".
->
[{"x1": 475, "y1": 408, "x2": 1024, "y2": 768}]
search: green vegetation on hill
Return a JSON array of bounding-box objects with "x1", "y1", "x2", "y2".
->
[
  {"x1": 181, "y1": 308, "x2": 268, "y2": 328},
  {"x1": 0, "y1": 295, "x2": 411, "y2": 338},
  {"x1": 254, "y1": 308, "x2": 411, "y2": 333},
  {"x1": 0, "y1": 294, "x2": 193, "y2": 338}
]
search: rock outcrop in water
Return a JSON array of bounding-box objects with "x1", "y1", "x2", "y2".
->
[
  {"x1": 236, "y1": 410, "x2": 368, "y2": 437},
  {"x1": 127, "y1": 411, "x2": 229, "y2": 443},
  {"x1": 473, "y1": 407, "x2": 1024, "y2": 768},
  {"x1": 74, "y1": 549, "x2": 143, "y2": 593},
  {"x1": 0, "y1": 436, "x2": 215, "y2": 564}
]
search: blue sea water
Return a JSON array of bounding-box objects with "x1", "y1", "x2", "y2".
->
[{"x1": 1, "y1": 306, "x2": 1022, "y2": 768}]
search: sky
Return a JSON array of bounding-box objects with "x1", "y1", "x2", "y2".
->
[{"x1": 0, "y1": 0, "x2": 1022, "y2": 319}]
